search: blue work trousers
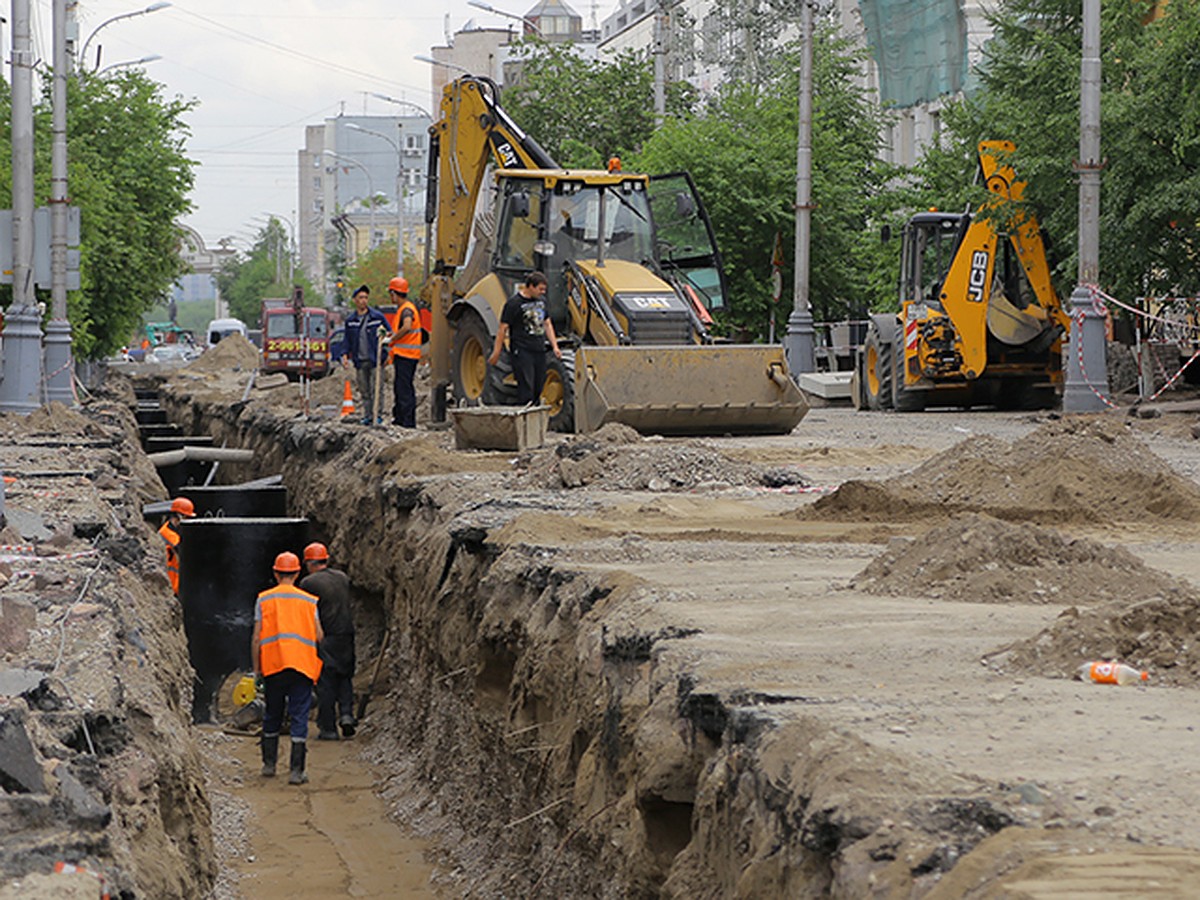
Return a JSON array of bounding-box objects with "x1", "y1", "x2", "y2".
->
[{"x1": 262, "y1": 668, "x2": 314, "y2": 742}]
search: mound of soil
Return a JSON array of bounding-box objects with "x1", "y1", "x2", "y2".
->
[
  {"x1": 190, "y1": 333, "x2": 259, "y2": 373},
  {"x1": 995, "y1": 590, "x2": 1200, "y2": 687},
  {"x1": 811, "y1": 417, "x2": 1200, "y2": 526},
  {"x1": 512, "y1": 424, "x2": 810, "y2": 492},
  {"x1": 853, "y1": 513, "x2": 1185, "y2": 606}
]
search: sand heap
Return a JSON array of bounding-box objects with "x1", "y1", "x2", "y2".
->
[
  {"x1": 189, "y1": 332, "x2": 259, "y2": 373},
  {"x1": 812, "y1": 417, "x2": 1200, "y2": 526},
  {"x1": 512, "y1": 423, "x2": 810, "y2": 492},
  {"x1": 853, "y1": 512, "x2": 1188, "y2": 607}
]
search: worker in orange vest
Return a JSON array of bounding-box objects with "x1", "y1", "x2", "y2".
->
[
  {"x1": 158, "y1": 497, "x2": 195, "y2": 596},
  {"x1": 252, "y1": 551, "x2": 324, "y2": 785},
  {"x1": 386, "y1": 276, "x2": 421, "y2": 428}
]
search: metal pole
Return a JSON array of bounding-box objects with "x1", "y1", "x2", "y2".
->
[
  {"x1": 652, "y1": 1, "x2": 667, "y2": 127},
  {"x1": 45, "y1": 0, "x2": 75, "y2": 405},
  {"x1": 1062, "y1": 0, "x2": 1108, "y2": 411},
  {"x1": 396, "y1": 125, "x2": 405, "y2": 276},
  {"x1": 0, "y1": 0, "x2": 43, "y2": 414},
  {"x1": 784, "y1": 0, "x2": 816, "y2": 375}
]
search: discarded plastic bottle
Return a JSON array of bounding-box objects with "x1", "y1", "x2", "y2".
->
[{"x1": 1077, "y1": 661, "x2": 1148, "y2": 685}]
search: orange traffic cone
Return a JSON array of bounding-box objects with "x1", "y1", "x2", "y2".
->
[{"x1": 340, "y1": 379, "x2": 355, "y2": 418}]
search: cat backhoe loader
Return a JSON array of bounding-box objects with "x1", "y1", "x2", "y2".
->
[
  {"x1": 857, "y1": 140, "x2": 1071, "y2": 411},
  {"x1": 422, "y1": 75, "x2": 807, "y2": 435}
]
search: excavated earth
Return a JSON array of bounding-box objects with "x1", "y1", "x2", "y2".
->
[{"x1": 9, "y1": 334, "x2": 1200, "y2": 897}]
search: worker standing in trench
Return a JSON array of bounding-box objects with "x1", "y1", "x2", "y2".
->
[
  {"x1": 252, "y1": 552, "x2": 324, "y2": 785},
  {"x1": 158, "y1": 497, "x2": 195, "y2": 597},
  {"x1": 299, "y1": 542, "x2": 358, "y2": 740}
]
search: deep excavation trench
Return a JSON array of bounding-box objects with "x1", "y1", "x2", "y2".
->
[{"x1": 149, "y1": 377, "x2": 1120, "y2": 900}]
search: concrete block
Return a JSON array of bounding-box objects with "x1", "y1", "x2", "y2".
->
[{"x1": 0, "y1": 707, "x2": 45, "y2": 793}]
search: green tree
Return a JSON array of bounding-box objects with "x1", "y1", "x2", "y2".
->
[
  {"x1": 343, "y1": 241, "x2": 424, "y2": 302},
  {"x1": 635, "y1": 22, "x2": 896, "y2": 337},
  {"x1": 0, "y1": 71, "x2": 195, "y2": 357},
  {"x1": 504, "y1": 39, "x2": 697, "y2": 166},
  {"x1": 216, "y1": 218, "x2": 314, "y2": 325},
  {"x1": 908, "y1": 0, "x2": 1200, "y2": 301}
]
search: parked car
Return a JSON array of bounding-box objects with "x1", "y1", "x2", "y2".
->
[
  {"x1": 328, "y1": 326, "x2": 345, "y2": 363},
  {"x1": 149, "y1": 343, "x2": 198, "y2": 364}
]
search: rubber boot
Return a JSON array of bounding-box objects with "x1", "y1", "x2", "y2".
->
[
  {"x1": 339, "y1": 713, "x2": 357, "y2": 738},
  {"x1": 260, "y1": 734, "x2": 279, "y2": 778},
  {"x1": 288, "y1": 741, "x2": 308, "y2": 785}
]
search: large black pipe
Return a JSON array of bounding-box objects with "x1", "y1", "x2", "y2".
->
[
  {"x1": 145, "y1": 435, "x2": 216, "y2": 454},
  {"x1": 177, "y1": 516, "x2": 310, "y2": 723},
  {"x1": 159, "y1": 460, "x2": 216, "y2": 497},
  {"x1": 138, "y1": 423, "x2": 182, "y2": 445},
  {"x1": 179, "y1": 484, "x2": 288, "y2": 519},
  {"x1": 134, "y1": 408, "x2": 167, "y2": 425}
]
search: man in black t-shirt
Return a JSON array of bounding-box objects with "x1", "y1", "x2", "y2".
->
[
  {"x1": 488, "y1": 271, "x2": 562, "y2": 405},
  {"x1": 298, "y1": 542, "x2": 357, "y2": 740}
]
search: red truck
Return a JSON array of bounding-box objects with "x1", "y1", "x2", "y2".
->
[{"x1": 260, "y1": 290, "x2": 331, "y2": 380}]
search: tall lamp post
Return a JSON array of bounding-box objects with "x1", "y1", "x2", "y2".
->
[
  {"x1": 348, "y1": 122, "x2": 405, "y2": 277},
  {"x1": 322, "y1": 150, "x2": 375, "y2": 261},
  {"x1": 784, "y1": 0, "x2": 816, "y2": 376},
  {"x1": 79, "y1": 1, "x2": 171, "y2": 72},
  {"x1": 374, "y1": 92, "x2": 437, "y2": 283},
  {"x1": 96, "y1": 53, "x2": 161, "y2": 75}
]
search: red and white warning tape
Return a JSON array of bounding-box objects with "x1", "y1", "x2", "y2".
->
[
  {"x1": 1074, "y1": 287, "x2": 1118, "y2": 409},
  {"x1": 1089, "y1": 284, "x2": 1200, "y2": 401},
  {"x1": 53, "y1": 861, "x2": 110, "y2": 899},
  {"x1": 758, "y1": 484, "x2": 836, "y2": 494},
  {"x1": 0, "y1": 549, "x2": 99, "y2": 564}
]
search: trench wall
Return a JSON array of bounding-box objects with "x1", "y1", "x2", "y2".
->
[
  {"x1": 164, "y1": 383, "x2": 1027, "y2": 898},
  {"x1": 1, "y1": 384, "x2": 214, "y2": 898}
]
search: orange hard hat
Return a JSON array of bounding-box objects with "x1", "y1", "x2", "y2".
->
[
  {"x1": 303, "y1": 542, "x2": 329, "y2": 562},
  {"x1": 273, "y1": 551, "x2": 301, "y2": 573},
  {"x1": 607, "y1": 156, "x2": 622, "y2": 172},
  {"x1": 388, "y1": 276, "x2": 409, "y2": 294},
  {"x1": 170, "y1": 497, "x2": 196, "y2": 517}
]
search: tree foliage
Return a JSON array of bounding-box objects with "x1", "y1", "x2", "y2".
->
[
  {"x1": 504, "y1": 39, "x2": 696, "y2": 166},
  {"x1": 0, "y1": 71, "x2": 198, "y2": 357},
  {"x1": 909, "y1": 0, "x2": 1200, "y2": 301},
  {"x1": 635, "y1": 22, "x2": 896, "y2": 336},
  {"x1": 343, "y1": 241, "x2": 425, "y2": 303},
  {"x1": 216, "y1": 218, "x2": 314, "y2": 325}
]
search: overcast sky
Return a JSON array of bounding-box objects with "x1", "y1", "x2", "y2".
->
[{"x1": 48, "y1": 1, "x2": 571, "y2": 251}]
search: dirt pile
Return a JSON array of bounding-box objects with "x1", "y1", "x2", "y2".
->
[
  {"x1": 853, "y1": 512, "x2": 1187, "y2": 606},
  {"x1": 513, "y1": 423, "x2": 810, "y2": 492},
  {"x1": 188, "y1": 332, "x2": 259, "y2": 374},
  {"x1": 994, "y1": 591, "x2": 1200, "y2": 686},
  {"x1": 810, "y1": 417, "x2": 1200, "y2": 526}
]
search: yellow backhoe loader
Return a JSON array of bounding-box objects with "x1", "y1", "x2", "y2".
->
[
  {"x1": 857, "y1": 140, "x2": 1071, "y2": 411},
  {"x1": 421, "y1": 75, "x2": 807, "y2": 435}
]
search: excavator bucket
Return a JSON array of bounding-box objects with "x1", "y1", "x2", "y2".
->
[{"x1": 574, "y1": 344, "x2": 808, "y2": 436}]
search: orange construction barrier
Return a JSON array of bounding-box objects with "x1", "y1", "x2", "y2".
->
[{"x1": 340, "y1": 379, "x2": 355, "y2": 418}]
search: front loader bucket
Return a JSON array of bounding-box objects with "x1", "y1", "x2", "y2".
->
[{"x1": 574, "y1": 344, "x2": 808, "y2": 436}]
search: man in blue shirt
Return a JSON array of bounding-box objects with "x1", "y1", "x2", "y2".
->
[{"x1": 339, "y1": 285, "x2": 391, "y2": 424}]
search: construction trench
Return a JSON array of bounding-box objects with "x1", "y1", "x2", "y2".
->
[{"x1": 7, "y1": 337, "x2": 1200, "y2": 897}]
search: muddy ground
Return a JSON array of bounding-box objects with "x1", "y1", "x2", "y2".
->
[{"x1": 7, "y1": 335, "x2": 1200, "y2": 897}]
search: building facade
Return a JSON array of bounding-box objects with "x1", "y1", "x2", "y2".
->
[{"x1": 298, "y1": 113, "x2": 432, "y2": 301}]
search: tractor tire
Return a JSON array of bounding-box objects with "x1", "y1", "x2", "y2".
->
[
  {"x1": 892, "y1": 331, "x2": 926, "y2": 412},
  {"x1": 863, "y1": 319, "x2": 894, "y2": 411},
  {"x1": 451, "y1": 310, "x2": 503, "y2": 406},
  {"x1": 543, "y1": 349, "x2": 576, "y2": 433}
]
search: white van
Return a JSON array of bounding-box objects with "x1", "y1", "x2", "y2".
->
[{"x1": 206, "y1": 318, "x2": 248, "y2": 346}]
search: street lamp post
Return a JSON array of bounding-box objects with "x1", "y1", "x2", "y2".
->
[
  {"x1": 466, "y1": 0, "x2": 544, "y2": 37},
  {"x1": 96, "y1": 53, "x2": 161, "y2": 75},
  {"x1": 322, "y1": 150, "x2": 375, "y2": 261},
  {"x1": 348, "y1": 122, "x2": 405, "y2": 277},
  {"x1": 373, "y1": 93, "x2": 435, "y2": 283},
  {"x1": 79, "y1": 1, "x2": 171, "y2": 72},
  {"x1": 254, "y1": 213, "x2": 296, "y2": 285}
]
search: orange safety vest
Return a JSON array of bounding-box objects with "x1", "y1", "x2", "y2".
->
[
  {"x1": 389, "y1": 300, "x2": 422, "y2": 360},
  {"x1": 158, "y1": 521, "x2": 180, "y2": 595},
  {"x1": 256, "y1": 584, "x2": 323, "y2": 683}
]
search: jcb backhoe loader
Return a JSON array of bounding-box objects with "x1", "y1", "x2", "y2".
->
[
  {"x1": 421, "y1": 75, "x2": 807, "y2": 435},
  {"x1": 857, "y1": 140, "x2": 1071, "y2": 411}
]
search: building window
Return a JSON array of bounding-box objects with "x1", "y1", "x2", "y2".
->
[{"x1": 313, "y1": 176, "x2": 321, "y2": 191}]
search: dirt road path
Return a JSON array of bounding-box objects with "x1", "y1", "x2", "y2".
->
[{"x1": 205, "y1": 730, "x2": 440, "y2": 898}]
